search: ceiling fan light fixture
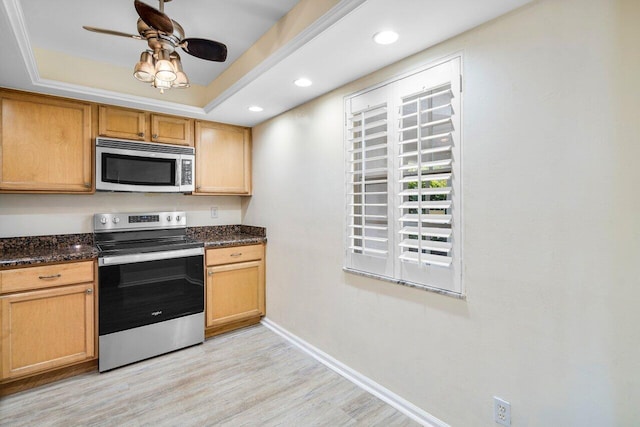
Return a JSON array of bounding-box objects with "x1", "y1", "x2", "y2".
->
[
  {"x1": 172, "y1": 71, "x2": 190, "y2": 88},
  {"x1": 86, "y1": 0, "x2": 227, "y2": 93},
  {"x1": 133, "y1": 51, "x2": 155, "y2": 83},
  {"x1": 169, "y1": 52, "x2": 184, "y2": 71},
  {"x1": 153, "y1": 77, "x2": 172, "y2": 94},
  {"x1": 155, "y1": 50, "x2": 177, "y2": 82},
  {"x1": 169, "y1": 53, "x2": 189, "y2": 88}
]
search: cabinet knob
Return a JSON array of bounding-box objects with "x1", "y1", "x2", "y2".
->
[
  {"x1": 207, "y1": 270, "x2": 214, "y2": 276},
  {"x1": 84, "y1": 183, "x2": 91, "y2": 188},
  {"x1": 152, "y1": 134, "x2": 158, "y2": 139},
  {"x1": 86, "y1": 288, "x2": 93, "y2": 294},
  {"x1": 138, "y1": 132, "x2": 144, "y2": 137}
]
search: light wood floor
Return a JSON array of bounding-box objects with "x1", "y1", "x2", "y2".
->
[{"x1": 0, "y1": 324, "x2": 419, "y2": 426}]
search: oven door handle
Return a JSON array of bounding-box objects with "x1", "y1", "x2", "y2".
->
[{"x1": 98, "y1": 247, "x2": 204, "y2": 266}]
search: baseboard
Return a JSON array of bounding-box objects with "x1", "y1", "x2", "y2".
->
[{"x1": 260, "y1": 318, "x2": 448, "y2": 427}]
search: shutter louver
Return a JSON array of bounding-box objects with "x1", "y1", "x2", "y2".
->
[
  {"x1": 347, "y1": 103, "x2": 389, "y2": 258},
  {"x1": 398, "y1": 83, "x2": 455, "y2": 268}
]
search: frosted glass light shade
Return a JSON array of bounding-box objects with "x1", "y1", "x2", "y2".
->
[
  {"x1": 133, "y1": 51, "x2": 155, "y2": 83},
  {"x1": 155, "y1": 50, "x2": 176, "y2": 82}
]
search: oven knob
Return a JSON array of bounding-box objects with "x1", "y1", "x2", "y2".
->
[
  {"x1": 112, "y1": 217, "x2": 120, "y2": 224},
  {"x1": 176, "y1": 215, "x2": 181, "y2": 221},
  {"x1": 167, "y1": 216, "x2": 172, "y2": 222},
  {"x1": 100, "y1": 217, "x2": 107, "y2": 225}
]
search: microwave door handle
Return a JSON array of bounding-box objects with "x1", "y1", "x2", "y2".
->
[{"x1": 176, "y1": 157, "x2": 182, "y2": 188}]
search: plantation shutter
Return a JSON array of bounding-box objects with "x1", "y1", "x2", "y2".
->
[
  {"x1": 345, "y1": 86, "x2": 394, "y2": 277},
  {"x1": 345, "y1": 57, "x2": 462, "y2": 294},
  {"x1": 398, "y1": 86, "x2": 454, "y2": 267},
  {"x1": 396, "y1": 58, "x2": 461, "y2": 292}
]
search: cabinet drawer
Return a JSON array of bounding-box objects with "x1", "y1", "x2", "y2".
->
[
  {"x1": 206, "y1": 245, "x2": 263, "y2": 266},
  {"x1": 0, "y1": 261, "x2": 94, "y2": 294}
]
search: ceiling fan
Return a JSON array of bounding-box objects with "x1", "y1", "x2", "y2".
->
[{"x1": 83, "y1": 0, "x2": 227, "y2": 92}]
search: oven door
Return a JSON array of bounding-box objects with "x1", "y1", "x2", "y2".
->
[{"x1": 98, "y1": 248, "x2": 204, "y2": 336}]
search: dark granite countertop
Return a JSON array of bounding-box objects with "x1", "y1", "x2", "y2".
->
[
  {"x1": 188, "y1": 225, "x2": 266, "y2": 249},
  {"x1": 0, "y1": 225, "x2": 266, "y2": 269},
  {"x1": 0, "y1": 234, "x2": 97, "y2": 269}
]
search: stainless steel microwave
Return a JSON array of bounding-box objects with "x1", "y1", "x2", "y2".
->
[{"x1": 95, "y1": 137, "x2": 195, "y2": 193}]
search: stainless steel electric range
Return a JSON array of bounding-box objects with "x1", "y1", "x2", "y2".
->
[{"x1": 94, "y1": 211, "x2": 204, "y2": 372}]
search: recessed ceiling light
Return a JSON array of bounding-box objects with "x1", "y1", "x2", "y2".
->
[
  {"x1": 248, "y1": 106, "x2": 263, "y2": 112},
  {"x1": 294, "y1": 78, "x2": 312, "y2": 87},
  {"x1": 373, "y1": 30, "x2": 399, "y2": 45}
]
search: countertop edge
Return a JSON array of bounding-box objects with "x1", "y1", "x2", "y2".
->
[{"x1": 1, "y1": 228, "x2": 267, "y2": 269}]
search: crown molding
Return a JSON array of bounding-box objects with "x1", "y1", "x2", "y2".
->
[
  {"x1": 33, "y1": 78, "x2": 207, "y2": 118},
  {"x1": 2, "y1": 0, "x2": 39, "y2": 82}
]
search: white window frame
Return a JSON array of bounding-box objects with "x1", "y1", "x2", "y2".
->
[{"x1": 344, "y1": 55, "x2": 464, "y2": 296}]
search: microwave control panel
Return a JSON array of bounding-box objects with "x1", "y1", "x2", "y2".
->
[{"x1": 181, "y1": 159, "x2": 193, "y2": 185}]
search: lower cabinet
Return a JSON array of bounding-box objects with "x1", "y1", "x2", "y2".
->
[
  {"x1": 205, "y1": 244, "x2": 265, "y2": 336},
  {"x1": 0, "y1": 261, "x2": 95, "y2": 381}
]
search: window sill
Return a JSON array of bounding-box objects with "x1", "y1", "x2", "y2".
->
[{"x1": 343, "y1": 267, "x2": 466, "y2": 300}]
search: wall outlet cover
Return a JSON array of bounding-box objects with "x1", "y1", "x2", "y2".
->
[{"x1": 494, "y1": 396, "x2": 511, "y2": 426}]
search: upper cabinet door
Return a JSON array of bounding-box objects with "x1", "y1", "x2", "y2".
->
[
  {"x1": 0, "y1": 91, "x2": 92, "y2": 193},
  {"x1": 151, "y1": 114, "x2": 194, "y2": 146},
  {"x1": 195, "y1": 121, "x2": 252, "y2": 195},
  {"x1": 98, "y1": 105, "x2": 146, "y2": 140}
]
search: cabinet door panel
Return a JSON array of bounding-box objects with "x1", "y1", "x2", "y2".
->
[
  {"x1": 0, "y1": 94, "x2": 92, "y2": 192},
  {"x1": 1, "y1": 283, "x2": 95, "y2": 379},
  {"x1": 98, "y1": 106, "x2": 146, "y2": 140},
  {"x1": 151, "y1": 114, "x2": 193, "y2": 146},
  {"x1": 195, "y1": 121, "x2": 251, "y2": 194},
  {"x1": 206, "y1": 260, "x2": 264, "y2": 327}
]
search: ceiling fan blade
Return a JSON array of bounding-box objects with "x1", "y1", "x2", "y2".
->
[
  {"x1": 181, "y1": 38, "x2": 227, "y2": 62},
  {"x1": 134, "y1": 0, "x2": 173, "y2": 34},
  {"x1": 83, "y1": 26, "x2": 143, "y2": 40}
]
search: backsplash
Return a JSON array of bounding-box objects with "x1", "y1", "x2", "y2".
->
[{"x1": 0, "y1": 193, "x2": 243, "y2": 237}]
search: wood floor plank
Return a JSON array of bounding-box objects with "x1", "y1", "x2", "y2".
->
[{"x1": 0, "y1": 325, "x2": 419, "y2": 426}]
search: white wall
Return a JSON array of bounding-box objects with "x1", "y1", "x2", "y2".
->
[
  {"x1": 243, "y1": 0, "x2": 640, "y2": 425},
  {"x1": 0, "y1": 193, "x2": 242, "y2": 237}
]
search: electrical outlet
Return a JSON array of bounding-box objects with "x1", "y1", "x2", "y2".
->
[
  {"x1": 210, "y1": 207, "x2": 218, "y2": 218},
  {"x1": 494, "y1": 397, "x2": 511, "y2": 426}
]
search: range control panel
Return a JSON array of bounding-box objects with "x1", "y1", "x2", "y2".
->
[{"x1": 94, "y1": 211, "x2": 187, "y2": 232}]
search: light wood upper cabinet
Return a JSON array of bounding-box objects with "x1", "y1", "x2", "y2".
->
[
  {"x1": 0, "y1": 91, "x2": 92, "y2": 193},
  {"x1": 151, "y1": 114, "x2": 194, "y2": 146},
  {"x1": 205, "y1": 244, "x2": 265, "y2": 331},
  {"x1": 195, "y1": 121, "x2": 251, "y2": 195},
  {"x1": 98, "y1": 105, "x2": 146, "y2": 140},
  {"x1": 98, "y1": 106, "x2": 194, "y2": 146},
  {"x1": 0, "y1": 261, "x2": 95, "y2": 380}
]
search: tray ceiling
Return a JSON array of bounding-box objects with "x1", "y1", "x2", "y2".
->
[{"x1": 0, "y1": 0, "x2": 532, "y2": 127}]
